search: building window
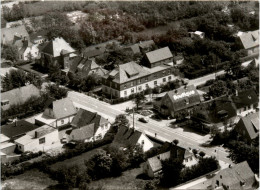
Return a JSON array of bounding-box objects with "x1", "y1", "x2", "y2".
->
[
  {"x1": 138, "y1": 86, "x2": 142, "y2": 91},
  {"x1": 131, "y1": 82, "x2": 134, "y2": 86},
  {"x1": 220, "y1": 175, "x2": 222, "y2": 179},
  {"x1": 142, "y1": 140, "x2": 144, "y2": 145},
  {"x1": 124, "y1": 84, "x2": 127, "y2": 89},
  {"x1": 154, "y1": 81, "x2": 157, "y2": 85},
  {"x1": 139, "y1": 79, "x2": 141, "y2": 84},
  {"x1": 216, "y1": 180, "x2": 219, "y2": 186},
  {"x1": 61, "y1": 119, "x2": 64, "y2": 124},
  {"x1": 190, "y1": 157, "x2": 192, "y2": 161},
  {"x1": 244, "y1": 106, "x2": 247, "y2": 111},
  {"x1": 146, "y1": 84, "x2": 149, "y2": 88},
  {"x1": 145, "y1": 77, "x2": 148, "y2": 81},
  {"x1": 168, "y1": 76, "x2": 172, "y2": 80},
  {"x1": 131, "y1": 88, "x2": 134, "y2": 93},
  {"x1": 163, "y1": 78, "x2": 166, "y2": 82},
  {"x1": 39, "y1": 137, "x2": 45, "y2": 144},
  {"x1": 168, "y1": 70, "x2": 171, "y2": 74},
  {"x1": 124, "y1": 91, "x2": 127, "y2": 96},
  {"x1": 1, "y1": 100, "x2": 9, "y2": 106}
]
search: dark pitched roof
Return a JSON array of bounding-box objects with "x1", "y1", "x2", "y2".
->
[
  {"x1": 124, "y1": 44, "x2": 141, "y2": 54},
  {"x1": 41, "y1": 37, "x2": 75, "y2": 57},
  {"x1": 83, "y1": 47, "x2": 106, "y2": 58},
  {"x1": 231, "y1": 89, "x2": 258, "y2": 109},
  {"x1": 67, "y1": 123, "x2": 95, "y2": 140},
  {"x1": 214, "y1": 161, "x2": 254, "y2": 187},
  {"x1": 238, "y1": 112, "x2": 259, "y2": 140},
  {"x1": 113, "y1": 126, "x2": 143, "y2": 147},
  {"x1": 194, "y1": 96, "x2": 237, "y2": 124},
  {"x1": 1, "y1": 120, "x2": 41, "y2": 139},
  {"x1": 147, "y1": 143, "x2": 192, "y2": 173},
  {"x1": 29, "y1": 30, "x2": 48, "y2": 43},
  {"x1": 71, "y1": 108, "x2": 108, "y2": 131},
  {"x1": 164, "y1": 85, "x2": 201, "y2": 112},
  {"x1": 146, "y1": 47, "x2": 173, "y2": 64},
  {"x1": 69, "y1": 56, "x2": 99, "y2": 74}
]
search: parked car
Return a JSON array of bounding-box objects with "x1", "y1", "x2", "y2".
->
[{"x1": 139, "y1": 117, "x2": 149, "y2": 123}]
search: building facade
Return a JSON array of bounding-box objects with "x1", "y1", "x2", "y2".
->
[{"x1": 102, "y1": 61, "x2": 175, "y2": 98}]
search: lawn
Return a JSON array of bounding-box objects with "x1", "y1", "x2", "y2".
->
[
  {"x1": 2, "y1": 169, "x2": 58, "y2": 190},
  {"x1": 86, "y1": 166, "x2": 148, "y2": 190},
  {"x1": 50, "y1": 145, "x2": 107, "y2": 171}
]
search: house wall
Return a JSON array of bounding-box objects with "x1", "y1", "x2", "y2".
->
[
  {"x1": 43, "y1": 108, "x2": 55, "y2": 118},
  {"x1": 94, "y1": 122, "x2": 111, "y2": 140},
  {"x1": 143, "y1": 162, "x2": 155, "y2": 178},
  {"x1": 56, "y1": 115, "x2": 75, "y2": 128},
  {"x1": 236, "y1": 104, "x2": 255, "y2": 117},
  {"x1": 102, "y1": 73, "x2": 175, "y2": 98},
  {"x1": 0, "y1": 144, "x2": 16, "y2": 154},
  {"x1": 183, "y1": 155, "x2": 198, "y2": 167},
  {"x1": 137, "y1": 134, "x2": 154, "y2": 152},
  {"x1": 23, "y1": 45, "x2": 39, "y2": 60},
  {"x1": 149, "y1": 58, "x2": 173, "y2": 68},
  {"x1": 17, "y1": 130, "x2": 59, "y2": 153},
  {"x1": 247, "y1": 46, "x2": 259, "y2": 55}
]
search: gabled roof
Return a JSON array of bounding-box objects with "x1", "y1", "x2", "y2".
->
[
  {"x1": 44, "y1": 98, "x2": 77, "y2": 119},
  {"x1": 1, "y1": 25, "x2": 29, "y2": 44},
  {"x1": 66, "y1": 123, "x2": 95, "y2": 140},
  {"x1": 231, "y1": 89, "x2": 258, "y2": 109},
  {"x1": 1, "y1": 84, "x2": 41, "y2": 110},
  {"x1": 146, "y1": 47, "x2": 173, "y2": 64},
  {"x1": 1, "y1": 120, "x2": 41, "y2": 139},
  {"x1": 214, "y1": 161, "x2": 254, "y2": 187},
  {"x1": 29, "y1": 30, "x2": 48, "y2": 43},
  {"x1": 41, "y1": 37, "x2": 75, "y2": 57},
  {"x1": 104, "y1": 61, "x2": 150, "y2": 84},
  {"x1": 164, "y1": 85, "x2": 201, "y2": 112},
  {"x1": 239, "y1": 112, "x2": 259, "y2": 140},
  {"x1": 139, "y1": 40, "x2": 155, "y2": 49},
  {"x1": 113, "y1": 126, "x2": 143, "y2": 147},
  {"x1": 71, "y1": 108, "x2": 109, "y2": 131},
  {"x1": 83, "y1": 47, "x2": 106, "y2": 58},
  {"x1": 239, "y1": 30, "x2": 259, "y2": 49},
  {"x1": 147, "y1": 143, "x2": 192, "y2": 173},
  {"x1": 69, "y1": 56, "x2": 99, "y2": 74},
  {"x1": 0, "y1": 134, "x2": 10, "y2": 143}
]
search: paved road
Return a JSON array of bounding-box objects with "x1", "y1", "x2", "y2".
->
[
  {"x1": 67, "y1": 91, "x2": 232, "y2": 164},
  {"x1": 188, "y1": 70, "x2": 225, "y2": 87}
]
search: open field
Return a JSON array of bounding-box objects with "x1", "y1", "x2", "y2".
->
[{"x1": 2, "y1": 169, "x2": 57, "y2": 190}]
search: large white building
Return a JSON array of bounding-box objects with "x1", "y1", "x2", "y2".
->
[{"x1": 101, "y1": 47, "x2": 176, "y2": 98}]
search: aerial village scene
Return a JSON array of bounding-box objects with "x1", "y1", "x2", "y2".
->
[{"x1": 0, "y1": 0, "x2": 259, "y2": 189}]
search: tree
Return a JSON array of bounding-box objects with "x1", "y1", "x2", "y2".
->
[
  {"x1": 161, "y1": 158, "x2": 185, "y2": 187},
  {"x1": 173, "y1": 139, "x2": 179, "y2": 145},
  {"x1": 134, "y1": 93, "x2": 146, "y2": 110},
  {"x1": 192, "y1": 149, "x2": 198, "y2": 155},
  {"x1": 1, "y1": 45, "x2": 19, "y2": 62},
  {"x1": 85, "y1": 150, "x2": 113, "y2": 180},
  {"x1": 115, "y1": 114, "x2": 129, "y2": 127},
  {"x1": 199, "y1": 151, "x2": 205, "y2": 158},
  {"x1": 45, "y1": 84, "x2": 68, "y2": 100},
  {"x1": 208, "y1": 80, "x2": 228, "y2": 98}
]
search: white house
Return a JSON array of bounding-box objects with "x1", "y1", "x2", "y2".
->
[
  {"x1": 143, "y1": 142, "x2": 197, "y2": 178},
  {"x1": 113, "y1": 126, "x2": 154, "y2": 152},
  {"x1": 35, "y1": 97, "x2": 77, "y2": 128},
  {"x1": 14, "y1": 125, "x2": 59, "y2": 153},
  {"x1": 65, "y1": 108, "x2": 111, "y2": 142}
]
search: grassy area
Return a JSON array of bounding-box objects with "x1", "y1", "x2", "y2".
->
[
  {"x1": 50, "y1": 145, "x2": 107, "y2": 171},
  {"x1": 87, "y1": 166, "x2": 147, "y2": 190},
  {"x1": 2, "y1": 169, "x2": 58, "y2": 190}
]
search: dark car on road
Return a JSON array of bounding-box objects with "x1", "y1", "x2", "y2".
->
[{"x1": 138, "y1": 117, "x2": 149, "y2": 123}]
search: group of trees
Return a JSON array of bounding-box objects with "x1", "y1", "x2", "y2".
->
[
  {"x1": 160, "y1": 156, "x2": 219, "y2": 187},
  {"x1": 1, "y1": 69, "x2": 42, "y2": 92},
  {"x1": 1, "y1": 45, "x2": 19, "y2": 62}
]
